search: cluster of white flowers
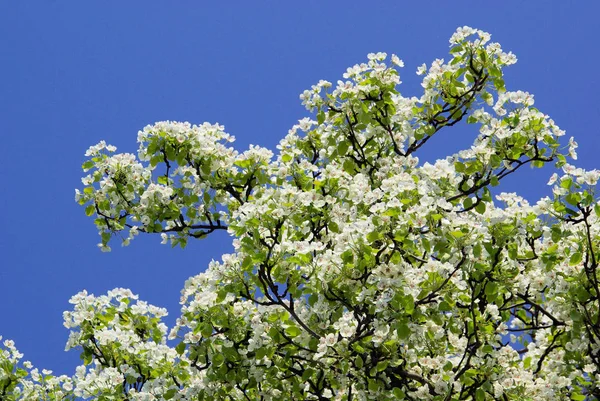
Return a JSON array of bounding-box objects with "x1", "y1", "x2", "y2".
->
[
  {"x1": 5, "y1": 26, "x2": 600, "y2": 401},
  {"x1": 548, "y1": 163, "x2": 600, "y2": 188}
]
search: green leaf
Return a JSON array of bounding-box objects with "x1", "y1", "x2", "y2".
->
[
  {"x1": 376, "y1": 360, "x2": 388, "y2": 372},
  {"x1": 355, "y1": 355, "x2": 363, "y2": 369},
  {"x1": 175, "y1": 342, "x2": 186, "y2": 355},
  {"x1": 285, "y1": 326, "x2": 302, "y2": 337},
  {"x1": 268, "y1": 327, "x2": 281, "y2": 342},
  {"x1": 201, "y1": 323, "x2": 213, "y2": 338},
  {"x1": 565, "y1": 193, "x2": 580, "y2": 206},
  {"x1": 397, "y1": 323, "x2": 410, "y2": 339},
  {"x1": 473, "y1": 243, "x2": 482, "y2": 258},
  {"x1": 485, "y1": 282, "x2": 498, "y2": 296},
  {"x1": 201, "y1": 163, "x2": 212, "y2": 176},
  {"x1": 450, "y1": 45, "x2": 463, "y2": 54},
  {"x1": 493, "y1": 78, "x2": 506, "y2": 93},
  {"x1": 449, "y1": 230, "x2": 465, "y2": 238},
  {"x1": 404, "y1": 295, "x2": 415, "y2": 315},
  {"x1": 560, "y1": 177, "x2": 572, "y2": 189},
  {"x1": 392, "y1": 388, "x2": 406, "y2": 399},
  {"x1": 337, "y1": 141, "x2": 349, "y2": 157},
  {"x1": 85, "y1": 205, "x2": 95, "y2": 216},
  {"x1": 317, "y1": 111, "x2": 325, "y2": 125},
  {"x1": 329, "y1": 221, "x2": 340, "y2": 233},
  {"x1": 488, "y1": 65, "x2": 501, "y2": 77},
  {"x1": 255, "y1": 347, "x2": 266, "y2": 359},
  {"x1": 439, "y1": 301, "x2": 451, "y2": 312},
  {"x1": 302, "y1": 368, "x2": 315, "y2": 381},
  {"x1": 352, "y1": 343, "x2": 365, "y2": 353},
  {"x1": 212, "y1": 353, "x2": 225, "y2": 367},
  {"x1": 366, "y1": 231, "x2": 381, "y2": 243},
  {"x1": 342, "y1": 159, "x2": 355, "y2": 174},
  {"x1": 341, "y1": 250, "x2": 353, "y2": 264},
  {"x1": 564, "y1": 207, "x2": 579, "y2": 217},
  {"x1": 82, "y1": 349, "x2": 93, "y2": 365},
  {"x1": 367, "y1": 379, "x2": 379, "y2": 392},
  {"x1": 569, "y1": 252, "x2": 582, "y2": 266},
  {"x1": 150, "y1": 155, "x2": 161, "y2": 167},
  {"x1": 82, "y1": 161, "x2": 94, "y2": 170},
  {"x1": 241, "y1": 256, "x2": 253, "y2": 269}
]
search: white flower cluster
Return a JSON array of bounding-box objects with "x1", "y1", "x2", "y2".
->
[{"x1": 5, "y1": 26, "x2": 599, "y2": 401}]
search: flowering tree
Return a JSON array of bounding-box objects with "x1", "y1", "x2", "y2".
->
[{"x1": 3, "y1": 26, "x2": 600, "y2": 401}]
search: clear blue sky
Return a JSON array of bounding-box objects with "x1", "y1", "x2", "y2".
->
[{"x1": 1, "y1": 2, "x2": 599, "y2": 373}]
